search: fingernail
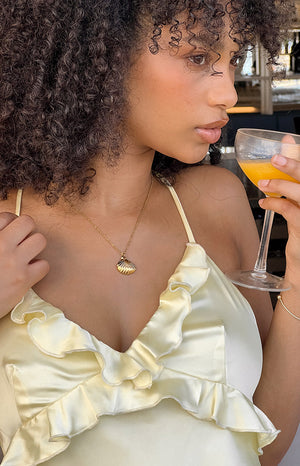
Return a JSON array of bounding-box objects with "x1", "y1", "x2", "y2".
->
[
  {"x1": 273, "y1": 154, "x2": 287, "y2": 166},
  {"x1": 258, "y1": 179, "x2": 270, "y2": 188},
  {"x1": 258, "y1": 199, "x2": 264, "y2": 207}
]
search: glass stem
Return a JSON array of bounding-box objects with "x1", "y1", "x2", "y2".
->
[{"x1": 254, "y1": 209, "x2": 274, "y2": 274}]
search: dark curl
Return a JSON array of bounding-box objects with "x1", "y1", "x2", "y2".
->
[{"x1": 0, "y1": 0, "x2": 295, "y2": 203}]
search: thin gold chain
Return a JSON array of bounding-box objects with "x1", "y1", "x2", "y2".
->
[{"x1": 69, "y1": 176, "x2": 153, "y2": 257}]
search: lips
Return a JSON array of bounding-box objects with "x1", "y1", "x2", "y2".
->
[
  {"x1": 195, "y1": 127, "x2": 222, "y2": 144},
  {"x1": 194, "y1": 119, "x2": 229, "y2": 144}
]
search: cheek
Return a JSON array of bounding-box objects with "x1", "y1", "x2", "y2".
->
[
  {"x1": 131, "y1": 54, "x2": 200, "y2": 116},
  {"x1": 126, "y1": 54, "x2": 211, "y2": 162},
  {"x1": 149, "y1": 69, "x2": 198, "y2": 107},
  {"x1": 136, "y1": 75, "x2": 202, "y2": 133}
]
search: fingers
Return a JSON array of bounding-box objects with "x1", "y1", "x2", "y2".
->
[
  {"x1": 258, "y1": 178, "x2": 300, "y2": 202},
  {"x1": 257, "y1": 155, "x2": 300, "y2": 202},
  {"x1": 281, "y1": 135, "x2": 300, "y2": 159},
  {"x1": 18, "y1": 232, "x2": 47, "y2": 263},
  {"x1": 272, "y1": 154, "x2": 300, "y2": 178},
  {"x1": 1, "y1": 215, "x2": 37, "y2": 248},
  {"x1": 0, "y1": 212, "x2": 49, "y2": 317},
  {"x1": 258, "y1": 140, "x2": 300, "y2": 280},
  {"x1": 0, "y1": 212, "x2": 18, "y2": 231},
  {"x1": 259, "y1": 197, "x2": 300, "y2": 232},
  {"x1": 257, "y1": 152, "x2": 300, "y2": 232},
  {"x1": 0, "y1": 213, "x2": 49, "y2": 290},
  {"x1": 27, "y1": 259, "x2": 50, "y2": 288},
  {"x1": 281, "y1": 135, "x2": 295, "y2": 145}
]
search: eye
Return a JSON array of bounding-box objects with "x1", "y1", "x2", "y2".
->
[{"x1": 188, "y1": 53, "x2": 208, "y2": 66}]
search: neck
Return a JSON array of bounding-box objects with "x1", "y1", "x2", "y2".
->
[{"x1": 77, "y1": 146, "x2": 155, "y2": 217}]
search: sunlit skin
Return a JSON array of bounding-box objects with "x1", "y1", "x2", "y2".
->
[
  {"x1": 124, "y1": 27, "x2": 239, "y2": 166},
  {"x1": 86, "y1": 23, "x2": 240, "y2": 211},
  {"x1": 0, "y1": 22, "x2": 243, "y2": 348},
  {"x1": 0, "y1": 15, "x2": 300, "y2": 466}
]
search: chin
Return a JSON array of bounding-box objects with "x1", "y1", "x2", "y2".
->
[
  {"x1": 155, "y1": 141, "x2": 210, "y2": 165},
  {"x1": 174, "y1": 148, "x2": 209, "y2": 165}
]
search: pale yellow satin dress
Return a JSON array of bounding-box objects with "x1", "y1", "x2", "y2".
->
[{"x1": 0, "y1": 186, "x2": 278, "y2": 466}]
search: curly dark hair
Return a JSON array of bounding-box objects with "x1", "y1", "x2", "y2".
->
[{"x1": 0, "y1": 0, "x2": 295, "y2": 203}]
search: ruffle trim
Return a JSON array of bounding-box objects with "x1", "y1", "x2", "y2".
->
[
  {"x1": 5, "y1": 243, "x2": 279, "y2": 465},
  {"x1": 2, "y1": 370, "x2": 279, "y2": 465},
  {"x1": 11, "y1": 243, "x2": 210, "y2": 385}
]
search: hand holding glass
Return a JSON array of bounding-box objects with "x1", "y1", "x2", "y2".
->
[{"x1": 227, "y1": 128, "x2": 300, "y2": 292}]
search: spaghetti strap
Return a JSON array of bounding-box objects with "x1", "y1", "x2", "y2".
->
[
  {"x1": 15, "y1": 189, "x2": 23, "y2": 216},
  {"x1": 14, "y1": 185, "x2": 195, "y2": 241},
  {"x1": 167, "y1": 185, "x2": 196, "y2": 243}
]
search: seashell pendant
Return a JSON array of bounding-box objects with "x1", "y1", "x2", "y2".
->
[{"x1": 116, "y1": 255, "x2": 136, "y2": 275}]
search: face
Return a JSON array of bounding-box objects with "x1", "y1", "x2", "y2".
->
[{"x1": 125, "y1": 18, "x2": 239, "y2": 164}]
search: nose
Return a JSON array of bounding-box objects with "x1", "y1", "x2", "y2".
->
[{"x1": 208, "y1": 71, "x2": 238, "y2": 110}]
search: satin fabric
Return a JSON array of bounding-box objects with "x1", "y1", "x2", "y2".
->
[{"x1": 0, "y1": 241, "x2": 279, "y2": 466}]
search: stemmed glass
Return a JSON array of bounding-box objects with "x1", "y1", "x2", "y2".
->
[{"x1": 226, "y1": 128, "x2": 300, "y2": 291}]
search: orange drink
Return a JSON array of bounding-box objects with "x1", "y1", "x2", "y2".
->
[{"x1": 238, "y1": 160, "x2": 299, "y2": 196}]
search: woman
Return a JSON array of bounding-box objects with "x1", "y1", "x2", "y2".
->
[{"x1": 0, "y1": 1, "x2": 299, "y2": 465}]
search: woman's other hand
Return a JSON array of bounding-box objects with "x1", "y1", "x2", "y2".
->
[{"x1": 0, "y1": 212, "x2": 49, "y2": 319}]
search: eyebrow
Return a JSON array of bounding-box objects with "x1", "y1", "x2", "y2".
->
[{"x1": 181, "y1": 32, "x2": 241, "y2": 54}]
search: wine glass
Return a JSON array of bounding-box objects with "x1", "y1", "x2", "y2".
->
[{"x1": 226, "y1": 128, "x2": 300, "y2": 291}]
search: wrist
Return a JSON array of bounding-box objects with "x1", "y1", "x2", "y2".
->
[{"x1": 277, "y1": 294, "x2": 300, "y2": 321}]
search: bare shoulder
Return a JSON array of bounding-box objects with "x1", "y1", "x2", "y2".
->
[
  {"x1": 176, "y1": 163, "x2": 247, "y2": 202},
  {"x1": 175, "y1": 164, "x2": 273, "y2": 343},
  {"x1": 175, "y1": 164, "x2": 252, "y2": 237}
]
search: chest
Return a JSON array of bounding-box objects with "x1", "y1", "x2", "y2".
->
[
  {"x1": 32, "y1": 220, "x2": 190, "y2": 351},
  {"x1": 33, "y1": 232, "x2": 237, "y2": 354},
  {"x1": 14, "y1": 186, "x2": 239, "y2": 353}
]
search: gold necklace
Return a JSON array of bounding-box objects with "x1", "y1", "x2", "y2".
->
[{"x1": 69, "y1": 177, "x2": 153, "y2": 275}]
